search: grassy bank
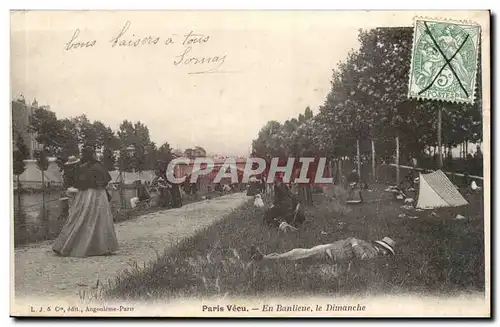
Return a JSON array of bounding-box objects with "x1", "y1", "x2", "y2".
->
[{"x1": 104, "y1": 185, "x2": 485, "y2": 300}]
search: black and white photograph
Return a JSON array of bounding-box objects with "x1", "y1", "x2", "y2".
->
[{"x1": 9, "y1": 10, "x2": 490, "y2": 317}]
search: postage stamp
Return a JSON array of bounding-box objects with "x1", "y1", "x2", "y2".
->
[{"x1": 407, "y1": 17, "x2": 481, "y2": 104}]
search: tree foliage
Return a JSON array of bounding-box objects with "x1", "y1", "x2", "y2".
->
[
  {"x1": 28, "y1": 109, "x2": 120, "y2": 167},
  {"x1": 28, "y1": 108, "x2": 60, "y2": 153},
  {"x1": 118, "y1": 148, "x2": 132, "y2": 172},
  {"x1": 56, "y1": 118, "x2": 80, "y2": 159},
  {"x1": 116, "y1": 120, "x2": 156, "y2": 172},
  {"x1": 102, "y1": 147, "x2": 116, "y2": 171},
  {"x1": 158, "y1": 142, "x2": 174, "y2": 164},
  {"x1": 19, "y1": 102, "x2": 187, "y2": 175},
  {"x1": 252, "y1": 107, "x2": 316, "y2": 158},
  {"x1": 13, "y1": 134, "x2": 29, "y2": 176},
  {"x1": 252, "y1": 27, "x2": 483, "y2": 163},
  {"x1": 34, "y1": 148, "x2": 49, "y2": 172}
]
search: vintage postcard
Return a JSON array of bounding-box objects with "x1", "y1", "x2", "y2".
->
[{"x1": 10, "y1": 10, "x2": 490, "y2": 318}]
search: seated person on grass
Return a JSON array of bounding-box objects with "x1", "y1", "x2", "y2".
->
[
  {"x1": 263, "y1": 174, "x2": 305, "y2": 228},
  {"x1": 250, "y1": 236, "x2": 395, "y2": 262},
  {"x1": 346, "y1": 169, "x2": 364, "y2": 203},
  {"x1": 134, "y1": 180, "x2": 151, "y2": 202},
  {"x1": 152, "y1": 176, "x2": 172, "y2": 208}
]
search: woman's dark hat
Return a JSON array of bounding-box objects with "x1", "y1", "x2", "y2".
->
[{"x1": 81, "y1": 145, "x2": 95, "y2": 157}]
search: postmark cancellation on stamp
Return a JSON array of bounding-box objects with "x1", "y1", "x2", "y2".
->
[{"x1": 408, "y1": 17, "x2": 481, "y2": 104}]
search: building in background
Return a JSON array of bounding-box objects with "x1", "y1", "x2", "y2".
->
[
  {"x1": 11, "y1": 97, "x2": 61, "y2": 188},
  {"x1": 11, "y1": 96, "x2": 44, "y2": 158}
]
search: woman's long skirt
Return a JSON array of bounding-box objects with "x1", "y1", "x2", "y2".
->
[{"x1": 52, "y1": 188, "x2": 119, "y2": 257}]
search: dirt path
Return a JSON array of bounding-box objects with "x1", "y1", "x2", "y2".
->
[{"x1": 14, "y1": 192, "x2": 249, "y2": 301}]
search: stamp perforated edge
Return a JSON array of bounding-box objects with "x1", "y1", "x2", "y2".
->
[{"x1": 406, "y1": 16, "x2": 482, "y2": 105}]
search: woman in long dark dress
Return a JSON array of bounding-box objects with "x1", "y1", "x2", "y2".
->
[
  {"x1": 52, "y1": 146, "x2": 119, "y2": 257},
  {"x1": 169, "y1": 180, "x2": 183, "y2": 208}
]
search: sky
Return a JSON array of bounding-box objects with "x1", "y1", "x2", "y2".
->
[
  {"x1": 10, "y1": 11, "x2": 488, "y2": 157},
  {"x1": 10, "y1": 11, "x2": 363, "y2": 156}
]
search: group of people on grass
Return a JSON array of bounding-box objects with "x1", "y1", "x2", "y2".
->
[
  {"x1": 53, "y1": 147, "x2": 396, "y2": 265},
  {"x1": 253, "y1": 168, "x2": 396, "y2": 264},
  {"x1": 151, "y1": 165, "x2": 183, "y2": 209},
  {"x1": 51, "y1": 146, "x2": 244, "y2": 258}
]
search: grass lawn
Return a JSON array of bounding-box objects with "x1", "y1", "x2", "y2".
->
[{"x1": 104, "y1": 184, "x2": 485, "y2": 300}]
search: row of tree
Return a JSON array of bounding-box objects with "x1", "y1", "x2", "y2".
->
[
  {"x1": 13, "y1": 105, "x2": 209, "y2": 178},
  {"x1": 25, "y1": 109, "x2": 174, "y2": 172},
  {"x1": 252, "y1": 27, "x2": 482, "y2": 168},
  {"x1": 11, "y1": 106, "x2": 210, "y2": 224}
]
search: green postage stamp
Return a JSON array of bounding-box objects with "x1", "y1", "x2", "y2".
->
[{"x1": 408, "y1": 17, "x2": 481, "y2": 104}]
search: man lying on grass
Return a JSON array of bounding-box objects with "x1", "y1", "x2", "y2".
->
[{"x1": 250, "y1": 236, "x2": 395, "y2": 262}]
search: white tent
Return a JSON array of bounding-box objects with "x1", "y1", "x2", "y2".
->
[{"x1": 416, "y1": 170, "x2": 468, "y2": 209}]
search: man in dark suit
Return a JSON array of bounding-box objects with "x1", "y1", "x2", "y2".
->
[{"x1": 263, "y1": 174, "x2": 304, "y2": 228}]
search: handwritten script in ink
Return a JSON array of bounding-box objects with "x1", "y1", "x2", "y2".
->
[{"x1": 64, "y1": 21, "x2": 228, "y2": 75}]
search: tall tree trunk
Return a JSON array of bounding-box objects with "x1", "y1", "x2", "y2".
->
[
  {"x1": 16, "y1": 175, "x2": 24, "y2": 225},
  {"x1": 437, "y1": 107, "x2": 443, "y2": 168},
  {"x1": 371, "y1": 139, "x2": 376, "y2": 183},
  {"x1": 41, "y1": 170, "x2": 48, "y2": 237},
  {"x1": 329, "y1": 158, "x2": 334, "y2": 179},
  {"x1": 120, "y1": 171, "x2": 126, "y2": 208},
  {"x1": 396, "y1": 136, "x2": 400, "y2": 185},
  {"x1": 338, "y1": 158, "x2": 342, "y2": 186},
  {"x1": 356, "y1": 139, "x2": 361, "y2": 179},
  {"x1": 306, "y1": 184, "x2": 313, "y2": 205}
]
